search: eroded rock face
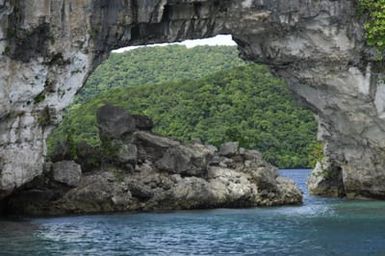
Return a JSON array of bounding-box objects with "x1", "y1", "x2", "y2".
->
[
  {"x1": 0, "y1": 0, "x2": 383, "y2": 199},
  {"x1": 5, "y1": 107, "x2": 302, "y2": 216},
  {"x1": 52, "y1": 161, "x2": 82, "y2": 188},
  {"x1": 219, "y1": 142, "x2": 239, "y2": 157}
]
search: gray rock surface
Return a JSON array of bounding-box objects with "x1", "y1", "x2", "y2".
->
[
  {"x1": 52, "y1": 161, "x2": 82, "y2": 187},
  {"x1": 0, "y1": 0, "x2": 383, "y2": 200},
  {"x1": 116, "y1": 143, "x2": 138, "y2": 166},
  {"x1": 219, "y1": 142, "x2": 239, "y2": 157},
  {"x1": 5, "y1": 109, "x2": 302, "y2": 216},
  {"x1": 307, "y1": 159, "x2": 345, "y2": 197},
  {"x1": 155, "y1": 143, "x2": 213, "y2": 177},
  {"x1": 97, "y1": 104, "x2": 136, "y2": 140},
  {"x1": 134, "y1": 131, "x2": 181, "y2": 162}
]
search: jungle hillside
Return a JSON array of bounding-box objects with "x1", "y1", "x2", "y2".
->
[{"x1": 48, "y1": 45, "x2": 321, "y2": 168}]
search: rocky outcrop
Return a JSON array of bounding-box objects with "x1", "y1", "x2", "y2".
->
[
  {"x1": 52, "y1": 161, "x2": 82, "y2": 188},
  {"x1": 0, "y1": 0, "x2": 384, "y2": 200},
  {"x1": 307, "y1": 159, "x2": 345, "y2": 197},
  {"x1": 4, "y1": 106, "x2": 302, "y2": 216}
]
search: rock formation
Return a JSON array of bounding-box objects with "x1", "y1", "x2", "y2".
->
[
  {"x1": 4, "y1": 105, "x2": 302, "y2": 216},
  {"x1": 0, "y1": 0, "x2": 384, "y2": 200}
]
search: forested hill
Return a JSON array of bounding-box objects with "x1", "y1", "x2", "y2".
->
[
  {"x1": 50, "y1": 45, "x2": 320, "y2": 168},
  {"x1": 77, "y1": 45, "x2": 245, "y2": 103}
]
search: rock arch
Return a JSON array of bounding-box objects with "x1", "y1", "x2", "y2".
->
[{"x1": 0, "y1": 0, "x2": 381, "y2": 199}]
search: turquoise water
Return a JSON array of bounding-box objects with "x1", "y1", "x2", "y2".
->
[{"x1": 2, "y1": 169, "x2": 385, "y2": 255}]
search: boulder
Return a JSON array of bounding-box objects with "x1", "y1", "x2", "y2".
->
[
  {"x1": 155, "y1": 143, "x2": 212, "y2": 177},
  {"x1": 275, "y1": 177, "x2": 304, "y2": 205},
  {"x1": 250, "y1": 167, "x2": 278, "y2": 192},
  {"x1": 97, "y1": 104, "x2": 136, "y2": 139},
  {"x1": 219, "y1": 142, "x2": 239, "y2": 157},
  {"x1": 164, "y1": 176, "x2": 214, "y2": 209},
  {"x1": 52, "y1": 161, "x2": 82, "y2": 187},
  {"x1": 240, "y1": 148, "x2": 263, "y2": 161},
  {"x1": 208, "y1": 166, "x2": 256, "y2": 206},
  {"x1": 97, "y1": 105, "x2": 155, "y2": 141},
  {"x1": 308, "y1": 160, "x2": 345, "y2": 197},
  {"x1": 134, "y1": 131, "x2": 180, "y2": 161}
]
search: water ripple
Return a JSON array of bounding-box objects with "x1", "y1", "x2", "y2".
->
[{"x1": 1, "y1": 170, "x2": 385, "y2": 255}]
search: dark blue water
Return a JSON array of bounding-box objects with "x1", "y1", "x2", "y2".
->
[{"x1": 2, "y1": 169, "x2": 385, "y2": 255}]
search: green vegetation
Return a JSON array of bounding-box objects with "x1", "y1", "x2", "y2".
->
[
  {"x1": 34, "y1": 92, "x2": 46, "y2": 104},
  {"x1": 38, "y1": 107, "x2": 51, "y2": 127},
  {"x1": 49, "y1": 45, "x2": 319, "y2": 168},
  {"x1": 359, "y1": 0, "x2": 385, "y2": 50},
  {"x1": 77, "y1": 45, "x2": 245, "y2": 103}
]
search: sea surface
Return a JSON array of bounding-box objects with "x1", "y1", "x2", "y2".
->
[{"x1": 1, "y1": 169, "x2": 385, "y2": 255}]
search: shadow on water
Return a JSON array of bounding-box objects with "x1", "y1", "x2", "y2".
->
[{"x1": 1, "y1": 169, "x2": 385, "y2": 255}]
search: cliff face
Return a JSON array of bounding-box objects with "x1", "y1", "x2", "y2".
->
[{"x1": 0, "y1": 0, "x2": 382, "y2": 199}]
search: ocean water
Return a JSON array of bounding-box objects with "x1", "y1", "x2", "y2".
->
[{"x1": 1, "y1": 169, "x2": 385, "y2": 255}]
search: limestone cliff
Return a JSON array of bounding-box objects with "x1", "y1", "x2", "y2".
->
[{"x1": 0, "y1": 0, "x2": 383, "y2": 199}]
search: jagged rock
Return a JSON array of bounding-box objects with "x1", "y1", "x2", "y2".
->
[
  {"x1": 6, "y1": 130, "x2": 302, "y2": 215},
  {"x1": 96, "y1": 105, "x2": 154, "y2": 141},
  {"x1": 218, "y1": 157, "x2": 235, "y2": 169},
  {"x1": 54, "y1": 172, "x2": 133, "y2": 214},
  {"x1": 52, "y1": 161, "x2": 82, "y2": 187},
  {"x1": 155, "y1": 144, "x2": 212, "y2": 177},
  {"x1": 275, "y1": 177, "x2": 304, "y2": 205},
  {"x1": 208, "y1": 166, "x2": 255, "y2": 204},
  {"x1": 4, "y1": 110, "x2": 303, "y2": 215},
  {"x1": 240, "y1": 148, "x2": 263, "y2": 161},
  {"x1": 97, "y1": 105, "x2": 136, "y2": 140},
  {"x1": 219, "y1": 142, "x2": 239, "y2": 157},
  {"x1": 207, "y1": 166, "x2": 302, "y2": 207},
  {"x1": 209, "y1": 155, "x2": 221, "y2": 166},
  {"x1": 308, "y1": 160, "x2": 345, "y2": 197},
  {"x1": 127, "y1": 181, "x2": 154, "y2": 200},
  {"x1": 97, "y1": 109, "x2": 212, "y2": 175},
  {"x1": 134, "y1": 131, "x2": 180, "y2": 162}
]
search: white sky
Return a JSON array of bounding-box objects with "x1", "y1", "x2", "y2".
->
[{"x1": 113, "y1": 35, "x2": 237, "y2": 53}]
